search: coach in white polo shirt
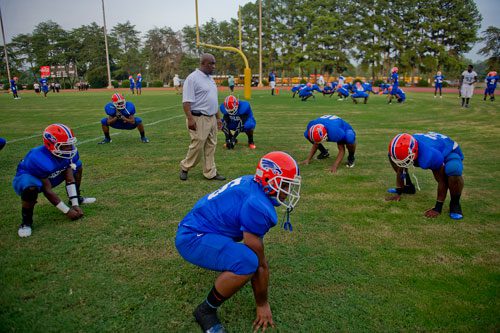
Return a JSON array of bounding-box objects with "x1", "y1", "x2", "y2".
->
[
  {"x1": 179, "y1": 53, "x2": 226, "y2": 181},
  {"x1": 459, "y1": 64, "x2": 478, "y2": 108}
]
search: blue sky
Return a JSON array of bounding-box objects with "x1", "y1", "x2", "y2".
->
[{"x1": 1, "y1": 0, "x2": 498, "y2": 62}]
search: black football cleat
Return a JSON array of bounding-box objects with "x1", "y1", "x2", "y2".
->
[{"x1": 193, "y1": 303, "x2": 226, "y2": 333}]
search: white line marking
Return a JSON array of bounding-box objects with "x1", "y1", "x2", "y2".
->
[{"x1": 7, "y1": 104, "x2": 182, "y2": 144}]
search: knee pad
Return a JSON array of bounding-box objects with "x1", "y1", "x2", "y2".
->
[
  {"x1": 232, "y1": 248, "x2": 259, "y2": 275},
  {"x1": 344, "y1": 130, "x2": 356, "y2": 145},
  {"x1": 444, "y1": 153, "x2": 463, "y2": 176},
  {"x1": 21, "y1": 187, "x2": 39, "y2": 202},
  {"x1": 134, "y1": 117, "x2": 142, "y2": 125},
  {"x1": 100, "y1": 118, "x2": 108, "y2": 126}
]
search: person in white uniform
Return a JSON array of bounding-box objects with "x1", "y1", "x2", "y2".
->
[{"x1": 459, "y1": 64, "x2": 478, "y2": 108}]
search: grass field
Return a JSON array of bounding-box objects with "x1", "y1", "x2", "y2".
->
[{"x1": 0, "y1": 89, "x2": 499, "y2": 332}]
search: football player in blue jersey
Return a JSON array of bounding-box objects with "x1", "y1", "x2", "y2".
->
[
  {"x1": 39, "y1": 76, "x2": 49, "y2": 97},
  {"x1": 10, "y1": 76, "x2": 20, "y2": 99},
  {"x1": 336, "y1": 84, "x2": 350, "y2": 101},
  {"x1": 387, "y1": 132, "x2": 464, "y2": 220},
  {"x1": 129, "y1": 75, "x2": 135, "y2": 94},
  {"x1": 12, "y1": 124, "x2": 96, "y2": 238},
  {"x1": 176, "y1": 151, "x2": 301, "y2": 333},
  {"x1": 351, "y1": 82, "x2": 369, "y2": 104},
  {"x1": 394, "y1": 87, "x2": 406, "y2": 103},
  {"x1": 298, "y1": 82, "x2": 315, "y2": 101},
  {"x1": 434, "y1": 71, "x2": 444, "y2": 98},
  {"x1": 0, "y1": 137, "x2": 6, "y2": 151},
  {"x1": 291, "y1": 83, "x2": 304, "y2": 98},
  {"x1": 135, "y1": 73, "x2": 142, "y2": 95},
  {"x1": 301, "y1": 115, "x2": 357, "y2": 173},
  {"x1": 387, "y1": 67, "x2": 399, "y2": 104},
  {"x1": 220, "y1": 95, "x2": 256, "y2": 150},
  {"x1": 98, "y1": 93, "x2": 149, "y2": 144},
  {"x1": 484, "y1": 71, "x2": 498, "y2": 101},
  {"x1": 322, "y1": 82, "x2": 335, "y2": 97}
]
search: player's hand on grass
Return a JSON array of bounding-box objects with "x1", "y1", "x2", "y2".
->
[
  {"x1": 66, "y1": 207, "x2": 83, "y2": 220},
  {"x1": 253, "y1": 302, "x2": 275, "y2": 332},
  {"x1": 424, "y1": 208, "x2": 441, "y2": 218},
  {"x1": 385, "y1": 194, "x2": 401, "y2": 201},
  {"x1": 329, "y1": 166, "x2": 338, "y2": 173}
]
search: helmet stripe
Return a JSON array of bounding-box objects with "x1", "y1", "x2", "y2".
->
[
  {"x1": 391, "y1": 134, "x2": 402, "y2": 158},
  {"x1": 55, "y1": 123, "x2": 73, "y2": 138}
]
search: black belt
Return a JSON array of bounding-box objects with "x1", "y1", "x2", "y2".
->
[{"x1": 191, "y1": 111, "x2": 213, "y2": 117}]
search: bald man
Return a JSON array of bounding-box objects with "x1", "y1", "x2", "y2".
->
[{"x1": 179, "y1": 53, "x2": 226, "y2": 181}]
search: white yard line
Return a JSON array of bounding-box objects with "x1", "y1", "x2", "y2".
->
[{"x1": 7, "y1": 104, "x2": 182, "y2": 144}]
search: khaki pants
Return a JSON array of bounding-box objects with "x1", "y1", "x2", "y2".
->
[{"x1": 180, "y1": 115, "x2": 218, "y2": 178}]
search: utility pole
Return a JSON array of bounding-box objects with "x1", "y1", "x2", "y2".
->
[
  {"x1": 0, "y1": 4, "x2": 11, "y2": 83},
  {"x1": 101, "y1": 0, "x2": 113, "y2": 89},
  {"x1": 258, "y1": 0, "x2": 263, "y2": 87}
]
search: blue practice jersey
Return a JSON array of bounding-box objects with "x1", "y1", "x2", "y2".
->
[
  {"x1": 291, "y1": 84, "x2": 305, "y2": 93},
  {"x1": 391, "y1": 73, "x2": 399, "y2": 86},
  {"x1": 39, "y1": 78, "x2": 48, "y2": 87},
  {"x1": 179, "y1": 175, "x2": 278, "y2": 240},
  {"x1": 434, "y1": 75, "x2": 444, "y2": 84},
  {"x1": 413, "y1": 132, "x2": 462, "y2": 171},
  {"x1": 219, "y1": 100, "x2": 254, "y2": 124},
  {"x1": 15, "y1": 146, "x2": 80, "y2": 181},
  {"x1": 10, "y1": 79, "x2": 17, "y2": 90},
  {"x1": 486, "y1": 75, "x2": 499, "y2": 88},
  {"x1": 268, "y1": 72, "x2": 276, "y2": 82},
  {"x1": 395, "y1": 87, "x2": 406, "y2": 100},
  {"x1": 104, "y1": 101, "x2": 136, "y2": 118},
  {"x1": 299, "y1": 86, "x2": 313, "y2": 97},
  {"x1": 304, "y1": 115, "x2": 354, "y2": 143},
  {"x1": 136, "y1": 76, "x2": 142, "y2": 87},
  {"x1": 129, "y1": 78, "x2": 135, "y2": 88}
]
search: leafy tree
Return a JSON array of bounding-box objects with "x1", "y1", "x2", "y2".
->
[{"x1": 479, "y1": 26, "x2": 500, "y2": 70}]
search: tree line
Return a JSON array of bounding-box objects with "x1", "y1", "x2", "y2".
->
[{"x1": 2, "y1": 0, "x2": 498, "y2": 88}]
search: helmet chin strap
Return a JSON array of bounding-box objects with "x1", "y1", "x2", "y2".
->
[{"x1": 281, "y1": 207, "x2": 293, "y2": 232}]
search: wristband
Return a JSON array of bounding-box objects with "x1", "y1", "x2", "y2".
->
[
  {"x1": 56, "y1": 201, "x2": 70, "y2": 214},
  {"x1": 66, "y1": 183, "x2": 79, "y2": 207},
  {"x1": 433, "y1": 201, "x2": 444, "y2": 213}
]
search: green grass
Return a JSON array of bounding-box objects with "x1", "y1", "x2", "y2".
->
[{"x1": 0, "y1": 89, "x2": 499, "y2": 332}]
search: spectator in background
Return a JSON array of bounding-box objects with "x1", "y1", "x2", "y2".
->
[
  {"x1": 55, "y1": 82, "x2": 61, "y2": 93},
  {"x1": 228, "y1": 75, "x2": 235, "y2": 93},
  {"x1": 173, "y1": 74, "x2": 181, "y2": 95},
  {"x1": 269, "y1": 70, "x2": 276, "y2": 95}
]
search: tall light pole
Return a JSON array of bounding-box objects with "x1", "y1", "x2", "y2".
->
[
  {"x1": 101, "y1": 0, "x2": 113, "y2": 89},
  {"x1": 258, "y1": 0, "x2": 263, "y2": 87},
  {"x1": 0, "y1": 4, "x2": 11, "y2": 83}
]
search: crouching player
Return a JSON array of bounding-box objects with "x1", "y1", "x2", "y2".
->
[
  {"x1": 99, "y1": 93, "x2": 149, "y2": 144},
  {"x1": 351, "y1": 82, "x2": 369, "y2": 104},
  {"x1": 175, "y1": 151, "x2": 301, "y2": 333},
  {"x1": 394, "y1": 87, "x2": 406, "y2": 103},
  {"x1": 13, "y1": 124, "x2": 96, "y2": 238},
  {"x1": 484, "y1": 71, "x2": 498, "y2": 101},
  {"x1": 220, "y1": 95, "x2": 256, "y2": 149},
  {"x1": 387, "y1": 132, "x2": 464, "y2": 220},
  {"x1": 301, "y1": 115, "x2": 357, "y2": 173}
]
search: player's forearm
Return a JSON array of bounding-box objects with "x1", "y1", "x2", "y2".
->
[
  {"x1": 436, "y1": 179, "x2": 448, "y2": 202},
  {"x1": 107, "y1": 116, "x2": 118, "y2": 125},
  {"x1": 305, "y1": 145, "x2": 318, "y2": 162},
  {"x1": 251, "y1": 262, "x2": 270, "y2": 306},
  {"x1": 333, "y1": 145, "x2": 345, "y2": 168},
  {"x1": 43, "y1": 188, "x2": 63, "y2": 206}
]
